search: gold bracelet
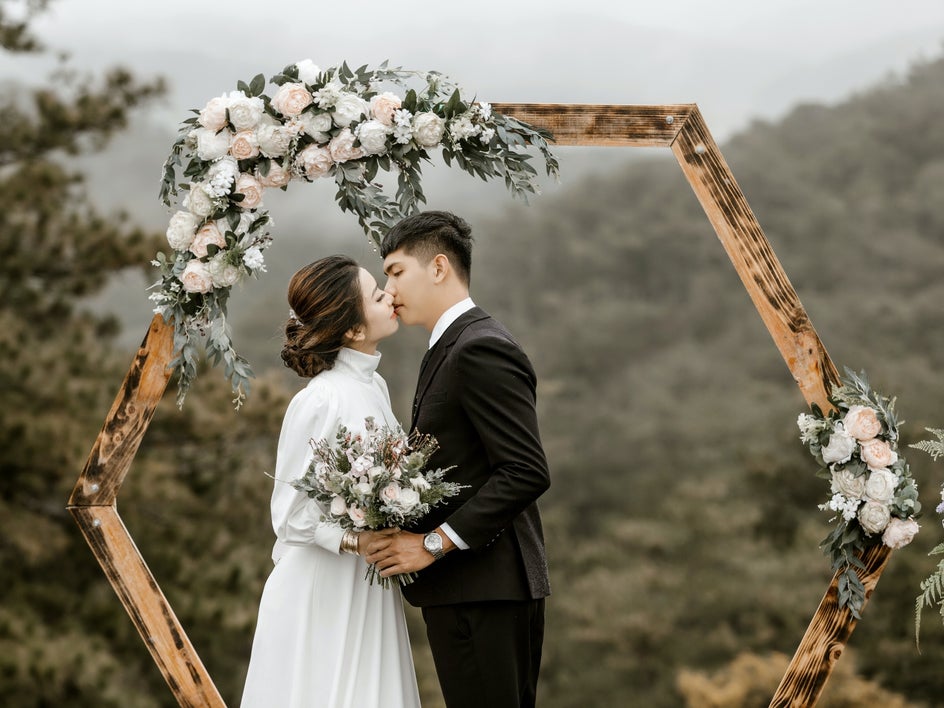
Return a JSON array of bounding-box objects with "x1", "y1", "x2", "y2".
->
[{"x1": 341, "y1": 529, "x2": 360, "y2": 555}]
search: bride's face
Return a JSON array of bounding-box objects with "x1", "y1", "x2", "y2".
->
[{"x1": 353, "y1": 267, "x2": 399, "y2": 347}]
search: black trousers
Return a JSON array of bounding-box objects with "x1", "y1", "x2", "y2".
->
[{"x1": 422, "y1": 598, "x2": 545, "y2": 708}]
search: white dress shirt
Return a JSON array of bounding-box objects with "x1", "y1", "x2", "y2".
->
[{"x1": 428, "y1": 297, "x2": 475, "y2": 550}]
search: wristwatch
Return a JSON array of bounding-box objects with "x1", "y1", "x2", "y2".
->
[{"x1": 423, "y1": 531, "x2": 445, "y2": 561}]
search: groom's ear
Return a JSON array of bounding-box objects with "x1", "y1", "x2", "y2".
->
[{"x1": 430, "y1": 253, "x2": 450, "y2": 283}]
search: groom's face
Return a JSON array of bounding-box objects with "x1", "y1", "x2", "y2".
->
[{"x1": 382, "y1": 248, "x2": 435, "y2": 329}]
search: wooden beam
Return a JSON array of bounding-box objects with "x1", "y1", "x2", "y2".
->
[
  {"x1": 769, "y1": 544, "x2": 892, "y2": 707},
  {"x1": 69, "y1": 315, "x2": 176, "y2": 506},
  {"x1": 489, "y1": 103, "x2": 694, "y2": 147},
  {"x1": 69, "y1": 506, "x2": 225, "y2": 708},
  {"x1": 668, "y1": 107, "x2": 839, "y2": 408},
  {"x1": 67, "y1": 313, "x2": 226, "y2": 705}
]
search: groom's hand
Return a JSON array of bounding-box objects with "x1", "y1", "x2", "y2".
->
[{"x1": 364, "y1": 528, "x2": 455, "y2": 577}]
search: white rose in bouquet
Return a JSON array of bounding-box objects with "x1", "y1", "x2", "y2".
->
[
  {"x1": 332, "y1": 92, "x2": 368, "y2": 126},
  {"x1": 860, "y1": 438, "x2": 898, "y2": 472},
  {"x1": 347, "y1": 505, "x2": 367, "y2": 528},
  {"x1": 183, "y1": 183, "x2": 217, "y2": 218},
  {"x1": 380, "y1": 482, "x2": 401, "y2": 503},
  {"x1": 820, "y1": 424, "x2": 857, "y2": 465},
  {"x1": 842, "y1": 405, "x2": 882, "y2": 441},
  {"x1": 198, "y1": 94, "x2": 229, "y2": 131},
  {"x1": 229, "y1": 130, "x2": 260, "y2": 160},
  {"x1": 354, "y1": 119, "x2": 389, "y2": 155},
  {"x1": 858, "y1": 500, "x2": 891, "y2": 534},
  {"x1": 864, "y1": 469, "x2": 899, "y2": 504},
  {"x1": 180, "y1": 260, "x2": 214, "y2": 293},
  {"x1": 193, "y1": 127, "x2": 232, "y2": 161},
  {"x1": 328, "y1": 128, "x2": 365, "y2": 163},
  {"x1": 329, "y1": 495, "x2": 347, "y2": 517},
  {"x1": 189, "y1": 220, "x2": 226, "y2": 258},
  {"x1": 830, "y1": 468, "x2": 866, "y2": 500},
  {"x1": 396, "y1": 487, "x2": 421, "y2": 512},
  {"x1": 207, "y1": 253, "x2": 242, "y2": 288},
  {"x1": 882, "y1": 517, "x2": 919, "y2": 549},
  {"x1": 295, "y1": 59, "x2": 321, "y2": 85},
  {"x1": 271, "y1": 82, "x2": 314, "y2": 117},
  {"x1": 166, "y1": 211, "x2": 198, "y2": 251},
  {"x1": 234, "y1": 173, "x2": 264, "y2": 210},
  {"x1": 226, "y1": 91, "x2": 265, "y2": 130},
  {"x1": 412, "y1": 111, "x2": 445, "y2": 147},
  {"x1": 296, "y1": 144, "x2": 334, "y2": 179}
]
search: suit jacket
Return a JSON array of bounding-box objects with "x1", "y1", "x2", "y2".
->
[{"x1": 401, "y1": 307, "x2": 551, "y2": 607}]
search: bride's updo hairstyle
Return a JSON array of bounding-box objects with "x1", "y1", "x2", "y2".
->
[{"x1": 280, "y1": 255, "x2": 365, "y2": 378}]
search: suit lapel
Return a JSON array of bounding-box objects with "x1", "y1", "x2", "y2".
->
[{"x1": 411, "y1": 307, "x2": 489, "y2": 428}]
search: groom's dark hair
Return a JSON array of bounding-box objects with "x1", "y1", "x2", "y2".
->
[{"x1": 381, "y1": 210, "x2": 473, "y2": 285}]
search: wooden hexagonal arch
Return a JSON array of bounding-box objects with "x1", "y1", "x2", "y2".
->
[{"x1": 68, "y1": 103, "x2": 893, "y2": 707}]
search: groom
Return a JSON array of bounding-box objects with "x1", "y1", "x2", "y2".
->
[{"x1": 365, "y1": 210, "x2": 551, "y2": 708}]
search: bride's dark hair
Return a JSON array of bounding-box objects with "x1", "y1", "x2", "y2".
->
[{"x1": 280, "y1": 255, "x2": 365, "y2": 378}]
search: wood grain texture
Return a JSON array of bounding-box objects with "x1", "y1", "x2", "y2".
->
[
  {"x1": 69, "y1": 506, "x2": 225, "y2": 708},
  {"x1": 669, "y1": 107, "x2": 839, "y2": 409},
  {"x1": 769, "y1": 545, "x2": 892, "y2": 707},
  {"x1": 69, "y1": 314, "x2": 175, "y2": 506},
  {"x1": 490, "y1": 103, "x2": 695, "y2": 147},
  {"x1": 668, "y1": 106, "x2": 892, "y2": 707}
]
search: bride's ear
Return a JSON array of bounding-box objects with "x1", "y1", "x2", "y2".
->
[{"x1": 345, "y1": 326, "x2": 366, "y2": 344}]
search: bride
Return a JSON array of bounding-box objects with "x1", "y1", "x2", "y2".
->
[{"x1": 240, "y1": 255, "x2": 421, "y2": 708}]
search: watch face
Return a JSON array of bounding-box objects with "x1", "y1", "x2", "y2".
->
[{"x1": 424, "y1": 532, "x2": 442, "y2": 552}]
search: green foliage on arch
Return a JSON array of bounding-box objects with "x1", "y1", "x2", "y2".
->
[{"x1": 150, "y1": 60, "x2": 559, "y2": 406}]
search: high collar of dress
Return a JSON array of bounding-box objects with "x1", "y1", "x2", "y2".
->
[{"x1": 334, "y1": 347, "x2": 382, "y2": 382}]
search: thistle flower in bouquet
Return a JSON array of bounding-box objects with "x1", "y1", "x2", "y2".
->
[
  {"x1": 797, "y1": 368, "x2": 920, "y2": 618},
  {"x1": 291, "y1": 417, "x2": 463, "y2": 587}
]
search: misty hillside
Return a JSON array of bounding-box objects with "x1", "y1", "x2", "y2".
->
[{"x1": 41, "y1": 48, "x2": 944, "y2": 707}]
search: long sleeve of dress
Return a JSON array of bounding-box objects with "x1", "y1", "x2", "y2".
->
[{"x1": 270, "y1": 382, "x2": 346, "y2": 562}]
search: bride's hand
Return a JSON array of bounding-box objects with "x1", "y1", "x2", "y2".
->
[{"x1": 357, "y1": 527, "x2": 399, "y2": 556}]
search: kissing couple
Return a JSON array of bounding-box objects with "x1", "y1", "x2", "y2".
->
[{"x1": 240, "y1": 210, "x2": 551, "y2": 708}]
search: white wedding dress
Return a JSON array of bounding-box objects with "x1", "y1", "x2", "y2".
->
[{"x1": 240, "y1": 348, "x2": 421, "y2": 708}]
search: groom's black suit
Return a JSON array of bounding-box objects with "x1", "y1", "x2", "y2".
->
[{"x1": 403, "y1": 306, "x2": 550, "y2": 707}]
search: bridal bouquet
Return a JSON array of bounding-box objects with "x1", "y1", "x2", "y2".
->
[
  {"x1": 291, "y1": 417, "x2": 463, "y2": 588},
  {"x1": 797, "y1": 368, "x2": 920, "y2": 618}
]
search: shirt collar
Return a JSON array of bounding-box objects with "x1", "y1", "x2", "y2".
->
[{"x1": 429, "y1": 298, "x2": 475, "y2": 349}]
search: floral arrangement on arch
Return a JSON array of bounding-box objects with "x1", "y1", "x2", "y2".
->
[
  {"x1": 150, "y1": 60, "x2": 559, "y2": 407},
  {"x1": 797, "y1": 368, "x2": 920, "y2": 618}
]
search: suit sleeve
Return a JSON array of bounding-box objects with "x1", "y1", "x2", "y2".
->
[
  {"x1": 270, "y1": 384, "x2": 346, "y2": 558},
  {"x1": 445, "y1": 334, "x2": 550, "y2": 549}
]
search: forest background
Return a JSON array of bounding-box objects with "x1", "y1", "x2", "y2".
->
[{"x1": 4, "y1": 0, "x2": 944, "y2": 705}]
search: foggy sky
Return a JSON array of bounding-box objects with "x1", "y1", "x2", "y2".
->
[{"x1": 7, "y1": 0, "x2": 944, "y2": 139}]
